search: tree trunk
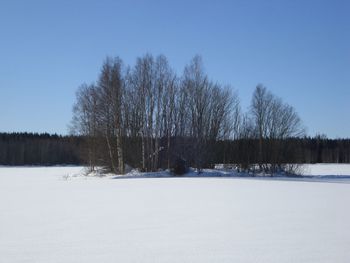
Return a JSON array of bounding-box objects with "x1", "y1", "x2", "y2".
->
[
  {"x1": 116, "y1": 128, "x2": 124, "y2": 174},
  {"x1": 141, "y1": 131, "x2": 146, "y2": 171},
  {"x1": 105, "y1": 133, "x2": 116, "y2": 173}
]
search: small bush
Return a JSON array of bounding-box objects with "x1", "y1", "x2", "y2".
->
[{"x1": 172, "y1": 158, "x2": 188, "y2": 175}]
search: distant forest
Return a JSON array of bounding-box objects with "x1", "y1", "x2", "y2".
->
[
  {"x1": 0, "y1": 133, "x2": 83, "y2": 165},
  {"x1": 0, "y1": 132, "x2": 349, "y2": 166}
]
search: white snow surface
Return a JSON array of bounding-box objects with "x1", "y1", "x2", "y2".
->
[
  {"x1": 302, "y1": 163, "x2": 350, "y2": 176},
  {"x1": 1, "y1": 165, "x2": 350, "y2": 262}
]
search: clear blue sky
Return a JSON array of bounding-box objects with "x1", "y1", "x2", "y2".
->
[{"x1": 0, "y1": 0, "x2": 349, "y2": 138}]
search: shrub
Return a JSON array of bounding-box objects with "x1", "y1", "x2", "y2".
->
[{"x1": 172, "y1": 158, "x2": 188, "y2": 175}]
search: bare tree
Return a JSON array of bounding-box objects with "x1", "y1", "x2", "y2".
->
[
  {"x1": 182, "y1": 55, "x2": 211, "y2": 171},
  {"x1": 251, "y1": 84, "x2": 273, "y2": 170},
  {"x1": 70, "y1": 83, "x2": 99, "y2": 171},
  {"x1": 131, "y1": 54, "x2": 155, "y2": 171},
  {"x1": 250, "y1": 85, "x2": 304, "y2": 174},
  {"x1": 153, "y1": 55, "x2": 176, "y2": 170},
  {"x1": 96, "y1": 57, "x2": 126, "y2": 174}
]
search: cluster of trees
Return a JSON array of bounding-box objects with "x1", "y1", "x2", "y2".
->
[
  {"x1": 70, "y1": 55, "x2": 238, "y2": 173},
  {"x1": 71, "y1": 54, "x2": 307, "y2": 174},
  {"x1": 0, "y1": 133, "x2": 83, "y2": 165}
]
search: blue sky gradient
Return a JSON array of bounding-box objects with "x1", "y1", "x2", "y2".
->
[{"x1": 0, "y1": 0, "x2": 349, "y2": 137}]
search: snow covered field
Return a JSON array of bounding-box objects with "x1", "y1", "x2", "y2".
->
[
  {"x1": 302, "y1": 163, "x2": 350, "y2": 176},
  {"x1": 1, "y1": 165, "x2": 350, "y2": 262}
]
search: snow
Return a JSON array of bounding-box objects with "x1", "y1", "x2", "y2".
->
[
  {"x1": 302, "y1": 163, "x2": 350, "y2": 176},
  {"x1": 1, "y1": 165, "x2": 350, "y2": 262}
]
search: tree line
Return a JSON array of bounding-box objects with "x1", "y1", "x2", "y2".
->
[
  {"x1": 0, "y1": 133, "x2": 83, "y2": 165},
  {"x1": 1, "y1": 133, "x2": 349, "y2": 168},
  {"x1": 69, "y1": 53, "x2": 348, "y2": 174}
]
